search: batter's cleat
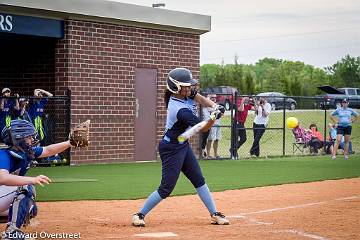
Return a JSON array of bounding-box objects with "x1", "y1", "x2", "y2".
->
[
  {"x1": 211, "y1": 212, "x2": 230, "y2": 225},
  {"x1": 132, "y1": 213, "x2": 145, "y2": 227}
]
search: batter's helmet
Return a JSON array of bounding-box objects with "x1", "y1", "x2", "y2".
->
[
  {"x1": 1, "y1": 119, "x2": 40, "y2": 158},
  {"x1": 166, "y1": 68, "x2": 197, "y2": 94}
]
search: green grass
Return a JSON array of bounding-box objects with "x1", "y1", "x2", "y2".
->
[
  {"x1": 29, "y1": 155, "x2": 360, "y2": 201},
  {"x1": 215, "y1": 109, "x2": 360, "y2": 158}
]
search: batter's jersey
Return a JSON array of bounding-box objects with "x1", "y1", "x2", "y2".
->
[
  {"x1": 164, "y1": 96, "x2": 201, "y2": 143},
  {"x1": 0, "y1": 148, "x2": 43, "y2": 176}
]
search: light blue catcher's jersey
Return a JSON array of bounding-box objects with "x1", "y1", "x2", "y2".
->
[{"x1": 331, "y1": 107, "x2": 358, "y2": 127}]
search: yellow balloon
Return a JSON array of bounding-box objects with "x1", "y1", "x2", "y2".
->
[{"x1": 286, "y1": 117, "x2": 299, "y2": 129}]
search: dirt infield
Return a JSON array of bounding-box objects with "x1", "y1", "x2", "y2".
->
[{"x1": 4, "y1": 178, "x2": 359, "y2": 239}]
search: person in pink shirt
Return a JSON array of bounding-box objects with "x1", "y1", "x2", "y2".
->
[{"x1": 292, "y1": 123, "x2": 312, "y2": 144}]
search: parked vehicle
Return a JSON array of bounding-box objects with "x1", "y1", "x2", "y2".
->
[
  {"x1": 202, "y1": 86, "x2": 238, "y2": 110},
  {"x1": 316, "y1": 85, "x2": 360, "y2": 109},
  {"x1": 256, "y1": 92, "x2": 297, "y2": 110}
]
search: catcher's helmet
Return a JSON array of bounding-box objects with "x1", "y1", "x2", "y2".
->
[
  {"x1": 1, "y1": 119, "x2": 39, "y2": 158},
  {"x1": 166, "y1": 68, "x2": 198, "y2": 94}
]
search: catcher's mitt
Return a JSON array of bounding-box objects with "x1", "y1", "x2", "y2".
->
[{"x1": 69, "y1": 120, "x2": 90, "y2": 147}]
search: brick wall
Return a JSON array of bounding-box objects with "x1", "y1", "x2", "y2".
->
[{"x1": 56, "y1": 19, "x2": 200, "y2": 164}]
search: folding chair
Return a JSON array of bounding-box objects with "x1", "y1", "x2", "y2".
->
[{"x1": 292, "y1": 137, "x2": 307, "y2": 155}]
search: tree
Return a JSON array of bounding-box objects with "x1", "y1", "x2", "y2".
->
[
  {"x1": 200, "y1": 64, "x2": 221, "y2": 88},
  {"x1": 326, "y1": 55, "x2": 360, "y2": 88},
  {"x1": 244, "y1": 71, "x2": 255, "y2": 94},
  {"x1": 200, "y1": 55, "x2": 357, "y2": 96}
]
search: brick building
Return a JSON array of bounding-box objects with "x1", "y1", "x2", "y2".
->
[{"x1": 0, "y1": 0, "x2": 210, "y2": 164}]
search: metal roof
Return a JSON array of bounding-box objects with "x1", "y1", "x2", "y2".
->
[{"x1": 0, "y1": 0, "x2": 211, "y2": 34}]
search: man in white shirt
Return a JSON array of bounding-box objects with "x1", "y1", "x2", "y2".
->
[{"x1": 250, "y1": 96, "x2": 271, "y2": 157}]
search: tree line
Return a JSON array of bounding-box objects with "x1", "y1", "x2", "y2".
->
[{"x1": 200, "y1": 55, "x2": 360, "y2": 96}]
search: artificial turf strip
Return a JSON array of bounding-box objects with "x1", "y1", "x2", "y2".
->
[{"x1": 29, "y1": 155, "x2": 360, "y2": 201}]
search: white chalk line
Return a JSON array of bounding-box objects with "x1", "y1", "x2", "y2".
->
[
  {"x1": 133, "y1": 232, "x2": 178, "y2": 238},
  {"x1": 228, "y1": 214, "x2": 273, "y2": 225},
  {"x1": 229, "y1": 195, "x2": 360, "y2": 217},
  {"x1": 228, "y1": 195, "x2": 360, "y2": 240},
  {"x1": 281, "y1": 229, "x2": 330, "y2": 240}
]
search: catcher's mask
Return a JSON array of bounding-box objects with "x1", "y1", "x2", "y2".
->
[
  {"x1": 1, "y1": 119, "x2": 40, "y2": 158},
  {"x1": 166, "y1": 68, "x2": 198, "y2": 94}
]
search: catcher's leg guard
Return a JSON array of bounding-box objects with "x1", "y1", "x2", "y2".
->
[
  {"x1": 2, "y1": 224, "x2": 26, "y2": 240},
  {"x1": 7, "y1": 185, "x2": 37, "y2": 229}
]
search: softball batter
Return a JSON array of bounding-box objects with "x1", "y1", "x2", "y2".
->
[{"x1": 132, "y1": 68, "x2": 229, "y2": 227}]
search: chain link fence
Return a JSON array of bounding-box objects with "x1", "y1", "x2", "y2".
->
[
  {"x1": 199, "y1": 92, "x2": 360, "y2": 159},
  {"x1": 0, "y1": 94, "x2": 71, "y2": 166}
]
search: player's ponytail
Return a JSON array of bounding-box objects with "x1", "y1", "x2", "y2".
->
[{"x1": 164, "y1": 89, "x2": 172, "y2": 108}]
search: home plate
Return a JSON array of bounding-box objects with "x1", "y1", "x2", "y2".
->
[{"x1": 134, "y1": 232, "x2": 178, "y2": 238}]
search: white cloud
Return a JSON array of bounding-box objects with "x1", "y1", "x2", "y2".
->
[{"x1": 110, "y1": 0, "x2": 360, "y2": 67}]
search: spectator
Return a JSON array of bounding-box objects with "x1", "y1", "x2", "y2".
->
[
  {"x1": 200, "y1": 95, "x2": 214, "y2": 158},
  {"x1": 328, "y1": 123, "x2": 337, "y2": 143},
  {"x1": 233, "y1": 96, "x2": 255, "y2": 159},
  {"x1": 250, "y1": 96, "x2": 271, "y2": 157},
  {"x1": 292, "y1": 122, "x2": 312, "y2": 144},
  {"x1": 330, "y1": 98, "x2": 359, "y2": 160},
  {"x1": 339, "y1": 136, "x2": 354, "y2": 154},
  {"x1": 309, "y1": 123, "x2": 333, "y2": 154},
  {"x1": 29, "y1": 89, "x2": 53, "y2": 144},
  {"x1": 16, "y1": 98, "x2": 31, "y2": 122},
  {"x1": 329, "y1": 123, "x2": 354, "y2": 154},
  {"x1": 292, "y1": 122, "x2": 326, "y2": 155},
  {"x1": 0, "y1": 88, "x2": 19, "y2": 132},
  {"x1": 206, "y1": 100, "x2": 223, "y2": 158}
]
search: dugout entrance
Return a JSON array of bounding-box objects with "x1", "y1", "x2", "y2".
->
[{"x1": 0, "y1": 22, "x2": 71, "y2": 165}]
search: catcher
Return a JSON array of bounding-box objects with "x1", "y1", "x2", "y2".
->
[{"x1": 0, "y1": 119, "x2": 90, "y2": 239}]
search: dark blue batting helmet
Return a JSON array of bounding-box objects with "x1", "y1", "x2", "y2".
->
[{"x1": 166, "y1": 68, "x2": 198, "y2": 94}]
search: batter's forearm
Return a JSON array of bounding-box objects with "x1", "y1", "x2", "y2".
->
[{"x1": 195, "y1": 94, "x2": 216, "y2": 108}]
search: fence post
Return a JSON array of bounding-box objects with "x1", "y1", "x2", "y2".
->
[
  {"x1": 230, "y1": 92, "x2": 237, "y2": 159},
  {"x1": 324, "y1": 103, "x2": 327, "y2": 152},
  {"x1": 282, "y1": 97, "x2": 286, "y2": 156},
  {"x1": 66, "y1": 89, "x2": 71, "y2": 165}
]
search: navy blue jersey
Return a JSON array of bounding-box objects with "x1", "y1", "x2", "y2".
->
[
  {"x1": 29, "y1": 98, "x2": 48, "y2": 119},
  {"x1": 0, "y1": 98, "x2": 15, "y2": 121},
  {"x1": 164, "y1": 97, "x2": 201, "y2": 143},
  {"x1": 0, "y1": 147, "x2": 43, "y2": 176}
]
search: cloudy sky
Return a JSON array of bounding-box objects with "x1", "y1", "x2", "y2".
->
[{"x1": 113, "y1": 0, "x2": 360, "y2": 68}]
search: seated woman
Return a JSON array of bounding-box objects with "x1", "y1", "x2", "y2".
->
[
  {"x1": 309, "y1": 123, "x2": 333, "y2": 154},
  {"x1": 292, "y1": 123, "x2": 323, "y2": 154},
  {"x1": 292, "y1": 122, "x2": 312, "y2": 144}
]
